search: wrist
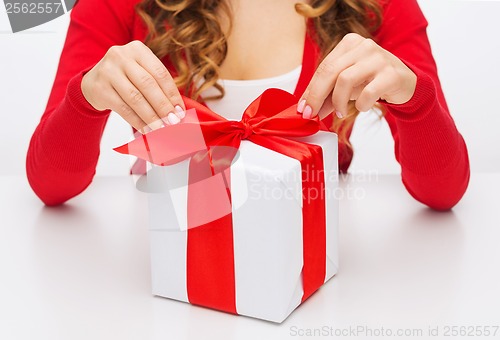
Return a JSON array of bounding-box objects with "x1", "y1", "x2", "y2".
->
[
  {"x1": 68, "y1": 67, "x2": 111, "y2": 117},
  {"x1": 382, "y1": 62, "x2": 437, "y2": 122}
]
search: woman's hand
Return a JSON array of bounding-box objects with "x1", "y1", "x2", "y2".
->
[
  {"x1": 81, "y1": 40, "x2": 185, "y2": 133},
  {"x1": 297, "y1": 33, "x2": 417, "y2": 119}
]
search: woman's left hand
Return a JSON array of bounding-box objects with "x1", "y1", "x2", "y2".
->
[{"x1": 297, "y1": 33, "x2": 417, "y2": 119}]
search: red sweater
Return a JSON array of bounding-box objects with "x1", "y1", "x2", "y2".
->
[{"x1": 26, "y1": 0, "x2": 470, "y2": 210}]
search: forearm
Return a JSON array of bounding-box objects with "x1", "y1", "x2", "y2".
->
[
  {"x1": 26, "y1": 71, "x2": 110, "y2": 206},
  {"x1": 372, "y1": 0, "x2": 470, "y2": 209},
  {"x1": 384, "y1": 67, "x2": 470, "y2": 210},
  {"x1": 25, "y1": 0, "x2": 138, "y2": 205}
]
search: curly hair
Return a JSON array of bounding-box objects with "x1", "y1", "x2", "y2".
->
[{"x1": 135, "y1": 0, "x2": 383, "y2": 145}]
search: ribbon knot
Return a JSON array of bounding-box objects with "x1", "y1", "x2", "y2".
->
[{"x1": 240, "y1": 120, "x2": 253, "y2": 139}]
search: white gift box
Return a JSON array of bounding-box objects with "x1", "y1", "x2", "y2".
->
[{"x1": 141, "y1": 131, "x2": 339, "y2": 323}]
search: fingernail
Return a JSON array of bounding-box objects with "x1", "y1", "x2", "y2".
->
[
  {"x1": 174, "y1": 105, "x2": 186, "y2": 119},
  {"x1": 167, "y1": 112, "x2": 180, "y2": 124},
  {"x1": 303, "y1": 105, "x2": 313, "y2": 119},
  {"x1": 336, "y1": 111, "x2": 344, "y2": 119},
  {"x1": 142, "y1": 125, "x2": 152, "y2": 134},
  {"x1": 297, "y1": 99, "x2": 306, "y2": 113}
]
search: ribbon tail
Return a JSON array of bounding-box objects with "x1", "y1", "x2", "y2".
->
[
  {"x1": 113, "y1": 123, "x2": 212, "y2": 166},
  {"x1": 249, "y1": 135, "x2": 327, "y2": 303},
  {"x1": 186, "y1": 150, "x2": 237, "y2": 314},
  {"x1": 113, "y1": 144, "x2": 129, "y2": 155}
]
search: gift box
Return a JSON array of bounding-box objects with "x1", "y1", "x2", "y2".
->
[{"x1": 115, "y1": 89, "x2": 339, "y2": 323}]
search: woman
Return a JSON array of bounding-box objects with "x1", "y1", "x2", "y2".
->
[{"x1": 26, "y1": 0, "x2": 470, "y2": 210}]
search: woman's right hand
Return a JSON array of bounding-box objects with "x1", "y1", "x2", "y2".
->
[{"x1": 81, "y1": 40, "x2": 186, "y2": 134}]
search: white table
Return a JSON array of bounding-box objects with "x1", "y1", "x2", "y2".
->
[{"x1": 1, "y1": 174, "x2": 499, "y2": 340}]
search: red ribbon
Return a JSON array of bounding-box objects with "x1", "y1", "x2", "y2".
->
[{"x1": 115, "y1": 88, "x2": 327, "y2": 312}]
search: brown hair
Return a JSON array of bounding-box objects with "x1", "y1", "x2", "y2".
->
[{"x1": 135, "y1": 0, "x2": 383, "y2": 145}]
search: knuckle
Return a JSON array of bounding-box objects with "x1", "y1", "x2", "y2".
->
[
  {"x1": 128, "y1": 40, "x2": 144, "y2": 49},
  {"x1": 337, "y1": 72, "x2": 351, "y2": 85},
  {"x1": 372, "y1": 52, "x2": 386, "y2": 66},
  {"x1": 164, "y1": 86, "x2": 180, "y2": 100},
  {"x1": 106, "y1": 45, "x2": 122, "y2": 59},
  {"x1": 364, "y1": 85, "x2": 377, "y2": 98},
  {"x1": 119, "y1": 102, "x2": 134, "y2": 118},
  {"x1": 129, "y1": 88, "x2": 144, "y2": 104},
  {"x1": 139, "y1": 74, "x2": 156, "y2": 89},
  {"x1": 154, "y1": 66, "x2": 170, "y2": 80},
  {"x1": 342, "y1": 33, "x2": 361, "y2": 45},
  {"x1": 98, "y1": 59, "x2": 114, "y2": 73},
  {"x1": 317, "y1": 61, "x2": 336, "y2": 76},
  {"x1": 362, "y1": 38, "x2": 377, "y2": 50}
]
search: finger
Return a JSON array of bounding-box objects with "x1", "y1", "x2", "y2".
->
[
  {"x1": 316, "y1": 91, "x2": 335, "y2": 120},
  {"x1": 355, "y1": 74, "x2": 392, "y2": 112},
  {"x1": 111, "y1": 73, "x2": 164, "y2": 130},
  {"x1": 106, "y1": 86, "x2": 149, "y2": 133},
  {"x1": 350, "y1": 82, "x2": 368, "y2": 101},
  {"x1": 124, "y1": 61, "x2": 181, "y2": 124},
  {"x1": 131, "y1": 41, "x2": 186, "y2": 113},
  {"x1": 330, "y1": 33, "x2": 367, "y2": 62},
  {"x1": 300, "y1": 48, "x2": 360, "y2": 118},
  {"x1": 298, "y1": 33, "x2": 365, "y2": 118},
  {"x1": 331, "y1": 62, "x2": 376, "y2": 117}
]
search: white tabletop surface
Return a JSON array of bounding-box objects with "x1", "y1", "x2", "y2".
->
[{"x1": 1, "y1": 173, "x2": 499, "y2": 340}]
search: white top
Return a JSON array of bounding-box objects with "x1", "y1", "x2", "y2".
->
[{"x1": 198, "y1": 65, "x2": 302, "y2": 121}]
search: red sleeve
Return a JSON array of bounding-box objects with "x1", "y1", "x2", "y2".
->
[
  {"x1": 373, "y1": 0, "x2": 470, "y2": 210},
  {"x1": 26, "y1": 0, "x2": 139, "y2": 206}
]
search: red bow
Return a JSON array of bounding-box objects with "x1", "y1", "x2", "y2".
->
[
  {"x1": 115, "y1": 88, "x2": 327, "y2": 314},
  {"x1": 114, "y1": 88, "x2": 320, "y2": 168}
]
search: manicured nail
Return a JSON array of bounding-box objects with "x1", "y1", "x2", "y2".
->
[
  {"x1": 174, "y1": 105, "x2": 186, "y2": 119},
  {"x1": 167, "y1": 112, "x2": 180, "y2": 124},
  {"x1": 303, "y1": 105, "x2": 313, "y2": 119},
  {"x1": 161, "y1": 115, "x2": 172, "y2": 125},
  {"x1": 297, "y1": 99, "x2": 306, "y2": 113},
  {"x1": 142, "y1": 125, "x2": 152, "y2": 134},
  {"x1": 336, "y1": 111, "x2": 344, "y2": 119}
]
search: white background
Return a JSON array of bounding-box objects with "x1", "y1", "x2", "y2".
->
[{"x1": 0, "y1": 0, "x2": 499, "y2": 176}]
